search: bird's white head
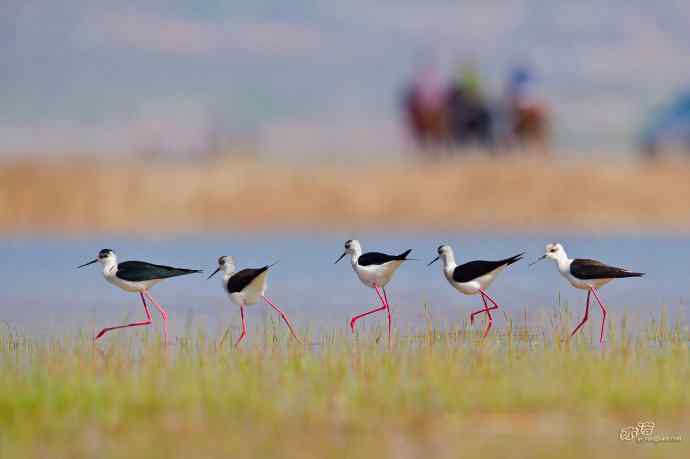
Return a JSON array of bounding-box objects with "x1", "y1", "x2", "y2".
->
[
  {"x1": 208, "y1": 255, "x2": 236, "y2": 280},
  {"x1": 335, "y1": 239, "x2": 362, "y2": 264},
  {"x1": 427, "y1": 244, "x2": 456, "y2": 268},
  {"x1": 544, "y1": 243, "x2": 568, "y2": 262},
  {"x1": 78, "y1": 248, "x2": 117, "y2": 269},
  {"x1": 529, "y1": 242, "x2": 569, "y2": 268}
]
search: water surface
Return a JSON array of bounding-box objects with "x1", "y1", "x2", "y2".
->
[{"x1": 1, "y1": 232, "x2": 687, "y2": 339}]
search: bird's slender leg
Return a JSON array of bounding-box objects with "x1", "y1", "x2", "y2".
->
[
  {"x1": 349, "y1": 284, "x2": 387, "y2": 332},
  {"x1": 373, "y1": 285, "x2": 391, "y2": 344},
  {"x1": 143, "y1": 291, "x2": 169, "y2": 345},
  {"x1": 568, "y1": 290, "x2": 591, "y2": 340},
  {"x1": 479, "y1": 289, "x2": 502, "y2": 312},
  {"x1": 469, "y1": 293, "x2": 493, "y2": 324},
  {"x1": 94, "y1": 292, "x2": 152, "y2": 340},
  {"x1": 479, "y1": 293, "x2": 493, "y2": 337},
  {"x1": 349, "y1": 305, "x2": 386, "y2": 332},
  {"x1": 589, "y1": 287, "x2": 607, "y2": 344},
  {"x1": 478, "y1": 289, "x2": 501, "y2": 338},
  {"x1": 235, "y1": 305, "x2": 247, "y2": 348},
  {"x1": 262, "y1": 295, "x2": 301, "y2": 343},
  {"x1": 382, "y1": 287, "x2": 392, "y2": 342}
]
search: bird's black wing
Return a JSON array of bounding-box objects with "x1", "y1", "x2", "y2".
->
[
  {"x1": 452, "y1": 253, "x2": 524, "y2": 283},
  {"x1": 570, "y1": 259, "x2": 644, "y2": 280},
  {"x1": 358, "y1": 249, "x2": 412, "y2": 267},
  {"x1": 116, "y1": 261, "x2": 202, "y2": 282},
  {"x1": 227, "y1": 266, "x2": 270, "y2": 293}
]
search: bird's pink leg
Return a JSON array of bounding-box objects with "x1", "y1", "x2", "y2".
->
[
  {"x1": 94, "y1": 292, "x2": 152, "y2": 340},
  {"x1": 349, "y1": 283, "x2": 388, "y2": 332},
  {"x1": 373, "y1": 285, "x2": 392, "y2": 343},
  {"x1": 590, "y1": 287, "x2": 607, "y2": 344},
  {"x1": 349, "y1": 304, "x2": 387, "y2": 332},
  {"x1": 470, "y1": 293, "x2": 493, "y2": 324},
  {"x1": 144, "y1": 291, "x2": 168, "y2": 345},
  {"x1": 568, "y1": 290, "x2": 591, "y2": 340},
  {"x1": 235, "y1": 305, "x2": 247, "y2": 348},
  {"x1": 480, "y1": 294, "x2": 493, "y2": 338},
  {"x1": 478, "y1": 289, "x2": 501, "y2": 338},
  {"x1": 262, "y1": 295, "x2": 301, "y2": 343},
  {"x1": 479, "y1": 289, "x2": 502, "y2": 311},
  {"x1": 382, "y1": 287, "x2": 392, "y2": 342}
]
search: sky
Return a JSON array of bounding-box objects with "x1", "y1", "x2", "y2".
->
[{"x1": 2, "y1": 1, "x2": 690, "y2": 158}]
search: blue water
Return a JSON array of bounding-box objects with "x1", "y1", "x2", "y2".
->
[{"x1": 1, "y1": 232, "x2": 688, "y2": 339}]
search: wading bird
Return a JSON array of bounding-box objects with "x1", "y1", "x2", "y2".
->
[
  {"x1": 78, "y1": 249, "x2": 201, "y2": 343},
  {"x1": 530, "y1": 243, "x2": 643, "y2": 343},
  {"x1": 208, "y1": 256, "x2": 300, "y2": 347},
  {"x1": 335, "y1": 239, "x2": 412, "y2": 343},
  {"x1": 428, "y1": 245, "x2": 524, "y2": 337}
]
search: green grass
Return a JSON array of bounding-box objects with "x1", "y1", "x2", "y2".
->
[{"x1": 0, "y1": 313, "x2": 688, "y2": 459}]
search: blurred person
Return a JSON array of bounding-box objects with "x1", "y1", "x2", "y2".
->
[
  {"x1": 501, "y1": 64, "x2": 550, "y2": 154},
  {"x1": 401, "y1": 59, "x2": 449, "y2": 154},
  {"x1": 446, "y1": 62, "x2": 494, "y2": 151}
]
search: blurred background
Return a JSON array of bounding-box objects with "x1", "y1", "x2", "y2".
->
[
  {"x1": 2, "y1": 1, "x2": 690, "y2": 337},
  {"x1": 3, "y1": 0, "x2": 690, "y2": 159}
]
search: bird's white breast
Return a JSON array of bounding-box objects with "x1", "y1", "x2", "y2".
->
[
  {"x1": 445, "y1": 266, "x2": 503, "y2": 295},
  {"x1": 104, "y1": 267, "x2": 161, "y2": 293},
  {"x1": 563, "y1": 272, "x2": 612, "y2": 290},
  {"x1": 353, "y1": 260, "x2": 403, "y2": 288}
]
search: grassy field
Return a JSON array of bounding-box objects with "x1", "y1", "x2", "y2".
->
[
  {"x1": 3, "y1": 157, "x2": 690, "y2": 233},
  {"x1": 0, "y1": 315, "x2": 688, "y2": 459}
]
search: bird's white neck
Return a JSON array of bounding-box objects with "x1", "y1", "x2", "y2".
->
[
  {"x1": 101, "y1": 259, "x2": 117, "y2": 277},
  {"x1": 440, "y1": 251, "x2": 457, "y2": 276},
  {"x1": 348, "y1": 247, "x2": 362, "y2": 267},
  {"x1": 221, "y1": 266, "x2": 237, "y2": 284},
  {"x1": 552, "y1": 253, "x2": 572, "y2": 275}
]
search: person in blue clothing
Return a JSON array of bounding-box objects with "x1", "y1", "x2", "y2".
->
[{"x1": 501, "y1": 64, "x2": 549, "y2": 154}]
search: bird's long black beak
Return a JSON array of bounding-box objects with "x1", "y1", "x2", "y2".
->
[
  {"x1": 207, "y1": 267, "x2": 221, "y2": 279},
  {"x1": 77, "y1": 259, "x2": 98, "y2": 269},
  {"x1": 334, "y1": 252, "x2": 347, "y2": 264},
  {"x1": 528, "y1": 255, "x2": 546, "y2": 268},
  {"x1": 427, "y1": 256, "x2": 440, "y2": 267}
]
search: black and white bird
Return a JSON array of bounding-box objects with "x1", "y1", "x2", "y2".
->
[
  {"x1": 335, "y1": 239, "x2": 412, "y2": 342},
  {"x1": 78, "y1": 249, "x2": 202, "y2": 343},
  {"x1": 530, "y1": 242, "x2": 644, "y2": 343},
  {"x1": 208, "y1": 256, "x2": 300, "y2": 347},
  {"x1": 428, "y1": 245, "x2": 524, "y2": 337}
]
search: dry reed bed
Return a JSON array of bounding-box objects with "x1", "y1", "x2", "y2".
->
[{"x1": 1, "y1": 157, "x2": 689, "y2": 233}]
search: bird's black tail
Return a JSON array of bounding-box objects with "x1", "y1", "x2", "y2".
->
[
  {"x1": 617, "y1": 271, "x2": 645, "y2": 278},
  {"x1": 502, "y1": 252, "x2": 525, "y2": 266},
  {"x1": 396, "y1": 249, "x2": 413, "y2": 260},
  {"x1": 170, "y1": 268, "x2": 203, "y2": 277}
]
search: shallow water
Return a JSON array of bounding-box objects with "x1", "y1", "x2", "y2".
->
[{"x1": 0, "y1": 232, "x2": 688, "y2": 339}]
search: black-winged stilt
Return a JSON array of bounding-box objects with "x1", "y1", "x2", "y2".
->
[
  {"x1": 428, "y1": 245, "x2": 524, "y2": 337},
  {"x1": 208, "y1": 256, "x2": 300, "y2": 347},
  {"x1": 78, "y1": 249, "x2": 201, "y2": 343},
  {"x1": 530, "y1": 243, "x2": 644, "y2": 343},
  {"x1": 335, "y1": 239, "x2": 411, "y2": 343}
]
